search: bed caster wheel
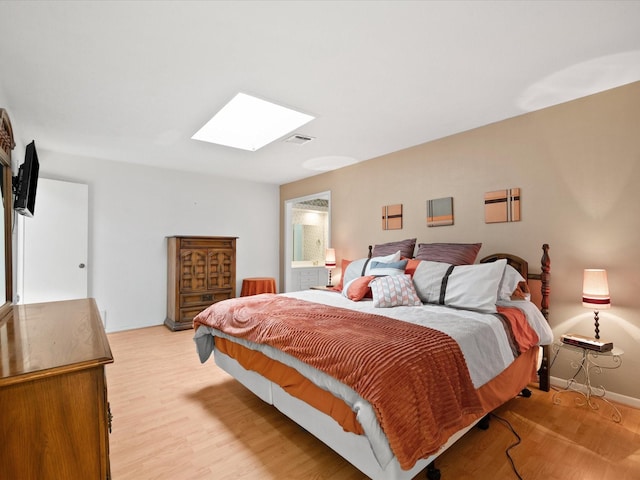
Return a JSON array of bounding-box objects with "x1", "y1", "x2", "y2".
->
[
  {"x1": 426, "y1": 462, "x2": 441, "y2": 480},
  {"x1": 520, "y1": 388, "x2": 532, "y2": 398}
]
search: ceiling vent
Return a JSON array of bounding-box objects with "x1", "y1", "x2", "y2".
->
[{"x1": 284, "y1": 134, "x2": 315, "y2": 145}]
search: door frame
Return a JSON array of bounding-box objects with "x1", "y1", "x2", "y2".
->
[
  {"x1": 283, "y1": 190, "x2": 331, "y2": 292},
  {"x1": 15, "y1": 177, "x2": 89, "y2": 304}
]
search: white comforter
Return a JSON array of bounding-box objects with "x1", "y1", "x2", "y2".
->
[{"x1": 283, "y1": 290, "x2": 552, "y2": 387}]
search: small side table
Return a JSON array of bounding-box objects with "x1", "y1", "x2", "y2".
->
[
  {"x1": 552, "y1": 341, "x2": 623, "y2": 422},
  {"x1": 309, "y1": 285, "x2": 338, "y2": 291},
  {"x1": 240, "y1": 277, "x2": 277, "y2": 296}
]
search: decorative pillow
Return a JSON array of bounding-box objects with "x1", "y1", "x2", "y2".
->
[
  {"x1": 368, "y1": 259, "x2": 408, "y2": 277},
  {"x1": 342, "y1": 275, "x2": 376, "y2": 301},
  {"x1": 510, "y1": 281, "x2": 530, "y2": 301},
  {"x1": 369, "y1": 274, "x2": 422, "y2": 308},
  {"x1": 341, "y1": 251, "x2": 402, "y2": 288},
  {"x1": 412, "y1": 259, "x2": 507, "y2": 313},
  {"x1": 371, "y1": 238, "x2": 416, "y2": 259},
  {"x1": 498, "y1": 264, "x2": 526, "y2": 301},
  {"x1": 332, "y1": 258, "x2": 352, "y2": 291},
  {"x1": 404, "y1": 258, "x2": 422, "y2": 277},
  {"x1": 414, "y1": 243, "x2": 482, "y2": 265}
]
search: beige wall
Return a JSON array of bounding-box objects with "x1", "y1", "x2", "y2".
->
[{"x1": 280, "y1": 81, "x2": 640, "y2": 402}]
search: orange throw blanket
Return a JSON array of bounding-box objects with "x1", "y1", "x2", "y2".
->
[{"x1": 194, "y1": 294, "x2": 484, "y2": 469}]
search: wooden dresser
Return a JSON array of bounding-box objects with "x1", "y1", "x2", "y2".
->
[
  {"x1": 165, "y1": 236, "x2": 237, "y2": 331},
  {"x1": 0, "y1": 298, "x2": 113, "y2": 480}
]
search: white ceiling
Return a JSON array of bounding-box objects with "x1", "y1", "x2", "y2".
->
[{"x1": 1, "y1": 1, "x2": 639, "y2": 185}]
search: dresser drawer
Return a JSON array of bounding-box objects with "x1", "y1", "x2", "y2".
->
[
  {"x1": 180, "y1": 291, "x2": 232, "y2": 308},
  {"x1": 180, "y1": 292, "x2": 233, "y2": 322}
]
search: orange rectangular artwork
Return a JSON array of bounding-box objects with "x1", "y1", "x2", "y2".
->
[
  {"x1": 382, "y1": 204, "x2": 403, "y2": 230},
  {"x1": 484, "y1": 188, "x2": 521, "y2": 223}
]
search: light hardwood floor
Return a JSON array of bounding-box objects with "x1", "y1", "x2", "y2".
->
[{"x1": 106, "y1": 326, "x2": 640, "y2": 480}]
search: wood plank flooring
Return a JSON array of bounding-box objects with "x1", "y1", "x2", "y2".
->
[{"x1": 106, "y1": 326, "x2": 640, "y2": 479}]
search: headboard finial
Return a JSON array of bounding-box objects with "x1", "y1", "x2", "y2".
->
[{"x1": 540, "y1": 244, "x2": 550, "y2": 319}]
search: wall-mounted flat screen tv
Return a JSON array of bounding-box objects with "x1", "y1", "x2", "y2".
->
[{"x1": 14, "y1": 140, "x2": 40, "y2": 217}]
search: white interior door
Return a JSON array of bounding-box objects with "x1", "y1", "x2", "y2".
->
[{"x1": 17, "y1": 178, "x2": 88, "y2": 304}]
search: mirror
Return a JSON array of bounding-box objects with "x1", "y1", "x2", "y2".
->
[
  {"x1": 0, "y1": 108, "x2": 14, "y2": 316},
  {"x1": 0, "y1": 165, "x2": 6, "y2": 300}
]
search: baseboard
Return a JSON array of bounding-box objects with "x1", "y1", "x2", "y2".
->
[{"x1": 550, "y1": 376, "x2": 640, "y2": 409}]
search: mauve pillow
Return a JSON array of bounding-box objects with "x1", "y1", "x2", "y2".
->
[
  {"x1": 414, "y1": 243, "x2": 481, "y2": 265},
  {"x1": 371, "y1": 238, "x2": 416, "y2": 259}
]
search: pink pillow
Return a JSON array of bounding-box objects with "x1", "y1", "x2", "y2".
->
[
  {"x1": 404, "y1": 258, "x2": 422, "y2": 277},
  {"x1": 345, "y1": 275, "x2": 376, "y2": 301},
  {"x1": 332, "y1": 259, "x2": 352, "y2": 291}
]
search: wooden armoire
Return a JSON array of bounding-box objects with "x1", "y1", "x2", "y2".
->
[{"x1": 165, "y1": 236, "x2": 237, "y2": 331}]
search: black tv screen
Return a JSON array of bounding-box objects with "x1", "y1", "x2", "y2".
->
[{"x1": 14, "y1": 140, "x2": 40, "y2": 217}]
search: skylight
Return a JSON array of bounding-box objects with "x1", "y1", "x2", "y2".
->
[{"x1": 192, "y1": 93, "x2": 315, "y2": 151}]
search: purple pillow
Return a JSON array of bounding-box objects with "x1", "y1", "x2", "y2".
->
[
  {"x1": 414, "y1": 243, "x2": 481, "y2": 265},
  {"x1": 371, "y1": 238, "x2": 416, "y2": 258}
]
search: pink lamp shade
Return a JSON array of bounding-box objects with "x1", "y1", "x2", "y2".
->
[
  {"x1": 582, "y1": 269, "x2": 610, "y2": 309},
  {"x1": 325, "y1": 248, "x2": 336, "y2": 269}
]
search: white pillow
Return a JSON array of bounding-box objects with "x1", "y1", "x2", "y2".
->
[
  {"x1": 498, "y1": 264, "x2": 526, "y2": 301},
  {"x1": 364, "y1": 250, "x2": 401, "y2": 274},
  {"x1": 341, "y1": 251, "x2": 402, "y2": 296},
  {"x1": 368, "y1": 259, "x2": 408, "y2": 277},
  {"x1": 369, "y1": 274, "x2": 422, "y2": 308},
  {"x1": 412, "y1": 259, "x2": 507, "y2": 313}
]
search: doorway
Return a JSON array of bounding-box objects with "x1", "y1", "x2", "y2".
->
[
  {"x1": 16, "y1": 178, "x2": 89, "y2": 304},
  {"x1": 284, "y1": 191, "x2": 331, "y2": 292}
]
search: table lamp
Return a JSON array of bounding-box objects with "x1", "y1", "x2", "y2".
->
[
  {"x1": 325, "y1": 248, "x2": 336, "y2": 287},
  {"x1": 582, "y1": 269, "x2": 610, "y2": 340}
]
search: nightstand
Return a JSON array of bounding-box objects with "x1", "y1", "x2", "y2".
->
[
  {"x1": 552, "y1": 340, "x2": 623, "y2": 422},
  {"x1": 309, "y1": 285, "x2": 338, "y2": 291}
]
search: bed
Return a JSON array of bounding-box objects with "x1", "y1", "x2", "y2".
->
[{"x1": 193, "y1": 242, "x2": 552, "y2": 480}]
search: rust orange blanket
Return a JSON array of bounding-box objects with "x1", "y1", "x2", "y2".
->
[{"x1": 194, "y1": 294, "x2": 484, "y2": 469}]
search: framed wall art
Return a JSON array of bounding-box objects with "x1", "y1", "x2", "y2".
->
[
  {"x1": 427, "y1": 197, "x2": 454, "y2": 227},
  {"x1": 381, "y1": 204, "x2": 403, "y2": 230},
  {"x1": 484, "y1": 188, "x2": 521, "y2": 223}
]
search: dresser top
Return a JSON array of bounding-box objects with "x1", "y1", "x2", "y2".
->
[
  {"x1": 167, "y1": 235, "x2": 238, "y2": 239},
  {"x1": 0, "y1": 298, "x2": 113, "y2": 386}
]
